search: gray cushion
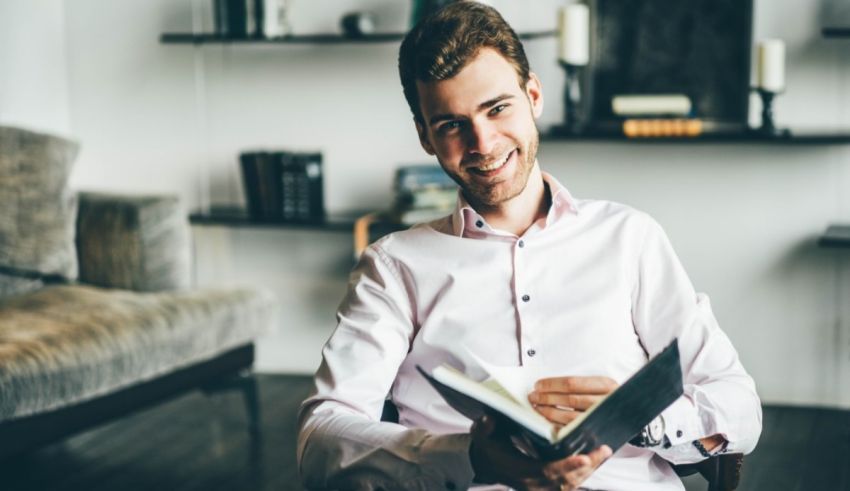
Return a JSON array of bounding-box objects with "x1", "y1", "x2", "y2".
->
[
  {"x1": 76, "y1": 193, "x2": 191, "y2": 292},
  {"x1": 0, "y1": 126, "x2": 80, "y2": 299},
  {"x1": 0, "y1": 284, "x2": 276, "y2": 420}
]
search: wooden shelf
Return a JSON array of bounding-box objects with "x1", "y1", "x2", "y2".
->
[
  {"x1": 823, "y1": 27, "x2": 850, "y2": 38},
  {"x1": 541, "y1": 130, "x2": 850, "y2": 145},
  {"x1": 160, "y1": 30, "x2": 556, "y2": 45},
  {"x1": 819, "y1": 225, "x2": 850, "y2": 249}
]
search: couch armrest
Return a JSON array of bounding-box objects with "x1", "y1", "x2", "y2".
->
[{"x1": 75, "y1": 192, "x2": 191, "y2": 292}]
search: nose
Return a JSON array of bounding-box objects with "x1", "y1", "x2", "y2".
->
[{"x1": 465, "y1": 119, "x2": 498, "y2": 156}]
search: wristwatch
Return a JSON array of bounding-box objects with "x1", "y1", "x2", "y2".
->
[{"x1": 629, "y1": 415, "x2": 665, "y2": 448}]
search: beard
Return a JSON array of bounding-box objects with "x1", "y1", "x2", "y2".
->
[{"x1": 442, "y1": 129, "x2": 540, "y2": 209}]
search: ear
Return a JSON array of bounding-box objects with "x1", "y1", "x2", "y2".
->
[
  {"x1": 415, "y1": 119, "x2": 436, "y2": 155},
  {"x1": 526, "y1": 72, "x2": 544, "y2": 119}
]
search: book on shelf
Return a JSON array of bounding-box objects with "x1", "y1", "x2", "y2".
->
[
  {"x1": 239, "y1": 150, "x2": 324, "y2": 222},
  {"x1": 394, "y1": 164, "x2": 456, "y2": 192},
  {"x1": 418, "y1": 339, "x2": 683, "y2": 461},
  {"x1": 611, "y1": 94, "x2": 693, "y2": 117},
  {"x1": 239, "y1": 151, "x2": 281, "y2": 220},
  {"x1": 390, "y1": 164, "x2": 457, "y2": 225}
]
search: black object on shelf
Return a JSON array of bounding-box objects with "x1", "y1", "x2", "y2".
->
[
  {"x1": 819, "y1": 225, "x2": 850, "y2": 249},
  {"x1": 239, "y1": 150, "x2": 325, "y2": 223},
  {"x1": 159, "y1": 30, "x2": 556, "y2": 44},
  {"x1": 753, "y1": 88, "x2": 790, "y2": 138},
  {"x1": 239, "y1": 152, "x2": 280, "y2": 220},
  {"x1": 823, "y1": 27, "x2": 850, "y2": 38},
  {"x1": 586, "y1": 0, "x2": 754, "y2": 135},
  {"x1": 540, "y1": 130, "x2": 850, "y2": 144},
  {"x1": 551, "y1": 61, "x2": 586, "y2": 136},
  {"x1": 214, "y1": 0, "x2": 264, "y2": 39}
]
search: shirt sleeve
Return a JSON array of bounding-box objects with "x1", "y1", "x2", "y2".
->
[
  {"x1": 296, "y1": 242, "x2": 476, "y2": 490},
  {"x1": 631, "y1": 215, "x2": 763, "y2": 465}
]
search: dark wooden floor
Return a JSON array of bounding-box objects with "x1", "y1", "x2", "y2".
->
[{"x1": 2, "y1": 375, "x2": 848, "y2": 491}]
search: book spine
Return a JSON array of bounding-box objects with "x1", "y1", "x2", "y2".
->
[
  {"x1": 239, "y1": 152, "x2": 262, "y2": 218},
  {"x1": 278, "y1": 152, "x2": 297, "y2": 221},
  {"x1": 622, "y1": 119, "x2": 703, "y2": 138}
]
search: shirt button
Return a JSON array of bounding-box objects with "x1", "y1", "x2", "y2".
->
[
  {"x1": 522, "y1": 294, "x2": 530, "y2": 302},
  {"x1": 676, "y1": 430, "x2": 683, "y2": 438},
  {"x1": 527, "y1": 349, "x2": 536, "y2": 357},
  {"x1": 475, "y1": 220, "x2": 483, "y2": 228},
  {"x1": 518, "y1": 240, "x2": 525, "y2": 248}
]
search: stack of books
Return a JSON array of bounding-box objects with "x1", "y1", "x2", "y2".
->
[
  {"x1": 239, "y1": 150, "x2": 324, "y2": 223},
  {"x1": 390, "y1": 165, "x2": 457, "y2": 225}
]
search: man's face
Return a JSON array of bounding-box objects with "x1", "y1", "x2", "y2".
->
[{"x1": 415, "y1": 48, "x2": 544, "y2": 209}]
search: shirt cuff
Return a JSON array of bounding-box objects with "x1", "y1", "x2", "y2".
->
[
  {"x1": 653, "y1": 396, "x2": 711, "y2": 465},
  {"x1": 661, "y1": 395, "x2": 704, "y2": 447}
]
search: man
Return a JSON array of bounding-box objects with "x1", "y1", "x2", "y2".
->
[{"x1": 298, "y1": 3, "x2": 761, "y2": 490}]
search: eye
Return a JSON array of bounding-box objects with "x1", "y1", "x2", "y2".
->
[
  {"x1": 438, "y1": 120, "x2": 463, "y2": 134},
  {"x1": 489, "y1": 104, "x2": 509, "y2": 116}
]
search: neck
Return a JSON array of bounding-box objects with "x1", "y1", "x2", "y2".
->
[{"x1": 473, "y1": 163, "x2": 549, "y2": 236}]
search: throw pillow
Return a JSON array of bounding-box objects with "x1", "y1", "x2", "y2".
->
[{"x1": 0, "y1": 126, "x2": 80, "y2": 299}]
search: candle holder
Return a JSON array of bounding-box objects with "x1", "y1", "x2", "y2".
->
[
  {"x1": 754, "y1": 88, "x2": 790, "y2": 138},
  {"x1": 553, "y1": 61, "x2": 585, "y2": 136}
]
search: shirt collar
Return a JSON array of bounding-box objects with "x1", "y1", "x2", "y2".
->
[{"x1": 450, "y1": 170, "x2": 579, "y2": 237}]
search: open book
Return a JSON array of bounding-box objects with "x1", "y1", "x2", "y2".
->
[{"x1": 417, "y1": 339, "x2": 683, "y2": 461}]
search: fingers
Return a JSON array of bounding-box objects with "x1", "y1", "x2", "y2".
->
[
  {"x1": 534, "y1": 376, "x2": 618, "y2": 395},
  {"x1": 528, "y1": 392, "x2": 600, "y2": 410},
  {"x1": 587, "y1": 445, "x2": 613, "y2": 468},
  {"x1": 541, "y1": 445, "x2": 613, "y2": 491},
  {"x1": 533, "y1": 405, "x2": 582, "y2": 426}
]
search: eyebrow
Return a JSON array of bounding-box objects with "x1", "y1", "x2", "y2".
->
[{"x1": 428, "y1": 93, "x2": 516, "y2": 127}]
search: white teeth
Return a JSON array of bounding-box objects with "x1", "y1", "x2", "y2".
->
[{"x1": 476, "y1": 151, "x2": 512, "y2": 172}]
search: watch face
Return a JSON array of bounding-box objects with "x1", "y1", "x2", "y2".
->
[{"x1": 648, "y1": 418, "x2": 664, "y2": 442}]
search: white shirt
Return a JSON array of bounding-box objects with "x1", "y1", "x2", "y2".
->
[{"x1": 297, "y1": 172, "x2": 762, "y2": 491}]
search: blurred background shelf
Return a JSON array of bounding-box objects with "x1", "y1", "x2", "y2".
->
[
  {"x1": 819, "y1": 225, "x2": 850, "y2": 249},
  {"x1": 822, "y1": 27, "x2": 850, "y2": 38},
  {"x1": 541, "y1": 131, "x2": 850, "y2": 144},
  {"x1": 189, "y1": 207, "x2": 405, "y2": 235},
  {"x1": 190, "y1": 206, "x2": 362, "y2": 231},
  {"x1": 160, "y1": 31, "x2": 556, "y2": 45}
]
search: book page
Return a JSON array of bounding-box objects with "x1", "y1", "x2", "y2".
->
[
  {"x1": 466, "y1": 351, "x2": 547, "y2": 411},
  {"x1": 430, "y1": 365, "x2": 557, "y2": 441}
]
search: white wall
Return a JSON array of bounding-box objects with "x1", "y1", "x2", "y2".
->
[
  {"x1": 10, "y1": 0, "x2": 848, "y2": 406},
  {"x1": 0, "y1": 0, "x2": 71, "y2": 136}
]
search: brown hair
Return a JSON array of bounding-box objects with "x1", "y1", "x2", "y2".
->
[{"x1": 398, "y1": 1, "x2": 531, "y2": 124}]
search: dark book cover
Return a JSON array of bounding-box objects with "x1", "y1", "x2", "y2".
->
[
  {"x1": 240, "y1": 151, "x2": 282, "y2": 220},
  {"x1": 419, "y1": 339, "x2": 683, "y2": 461}
]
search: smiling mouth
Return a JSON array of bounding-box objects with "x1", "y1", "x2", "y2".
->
[{"x1": 469, "y1": 149, "x2": 516, "y2": 175}]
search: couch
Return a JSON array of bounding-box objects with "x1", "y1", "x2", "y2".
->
[{"x1": 0, "y1": 125, "x2": 275, "y2": 459}]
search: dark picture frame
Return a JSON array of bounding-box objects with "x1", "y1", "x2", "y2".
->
[{"x1": 584, "y1": 0, "x2": 754, "y2": 134}]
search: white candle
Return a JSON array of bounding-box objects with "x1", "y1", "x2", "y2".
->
[
  {"x1": 758, "y1": 39, "x2": 785, "y2": 92},
  {"x1": 558, "y1": 4, "x2": 589, "y2": 66}
]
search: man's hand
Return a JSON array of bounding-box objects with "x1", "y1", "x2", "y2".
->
[
  {"x1": 469, "y1": 415, "x2": 611, "y2": 491},
  {"x1": 528, "y1": 376, "x2": 619, "y2": 427}
]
